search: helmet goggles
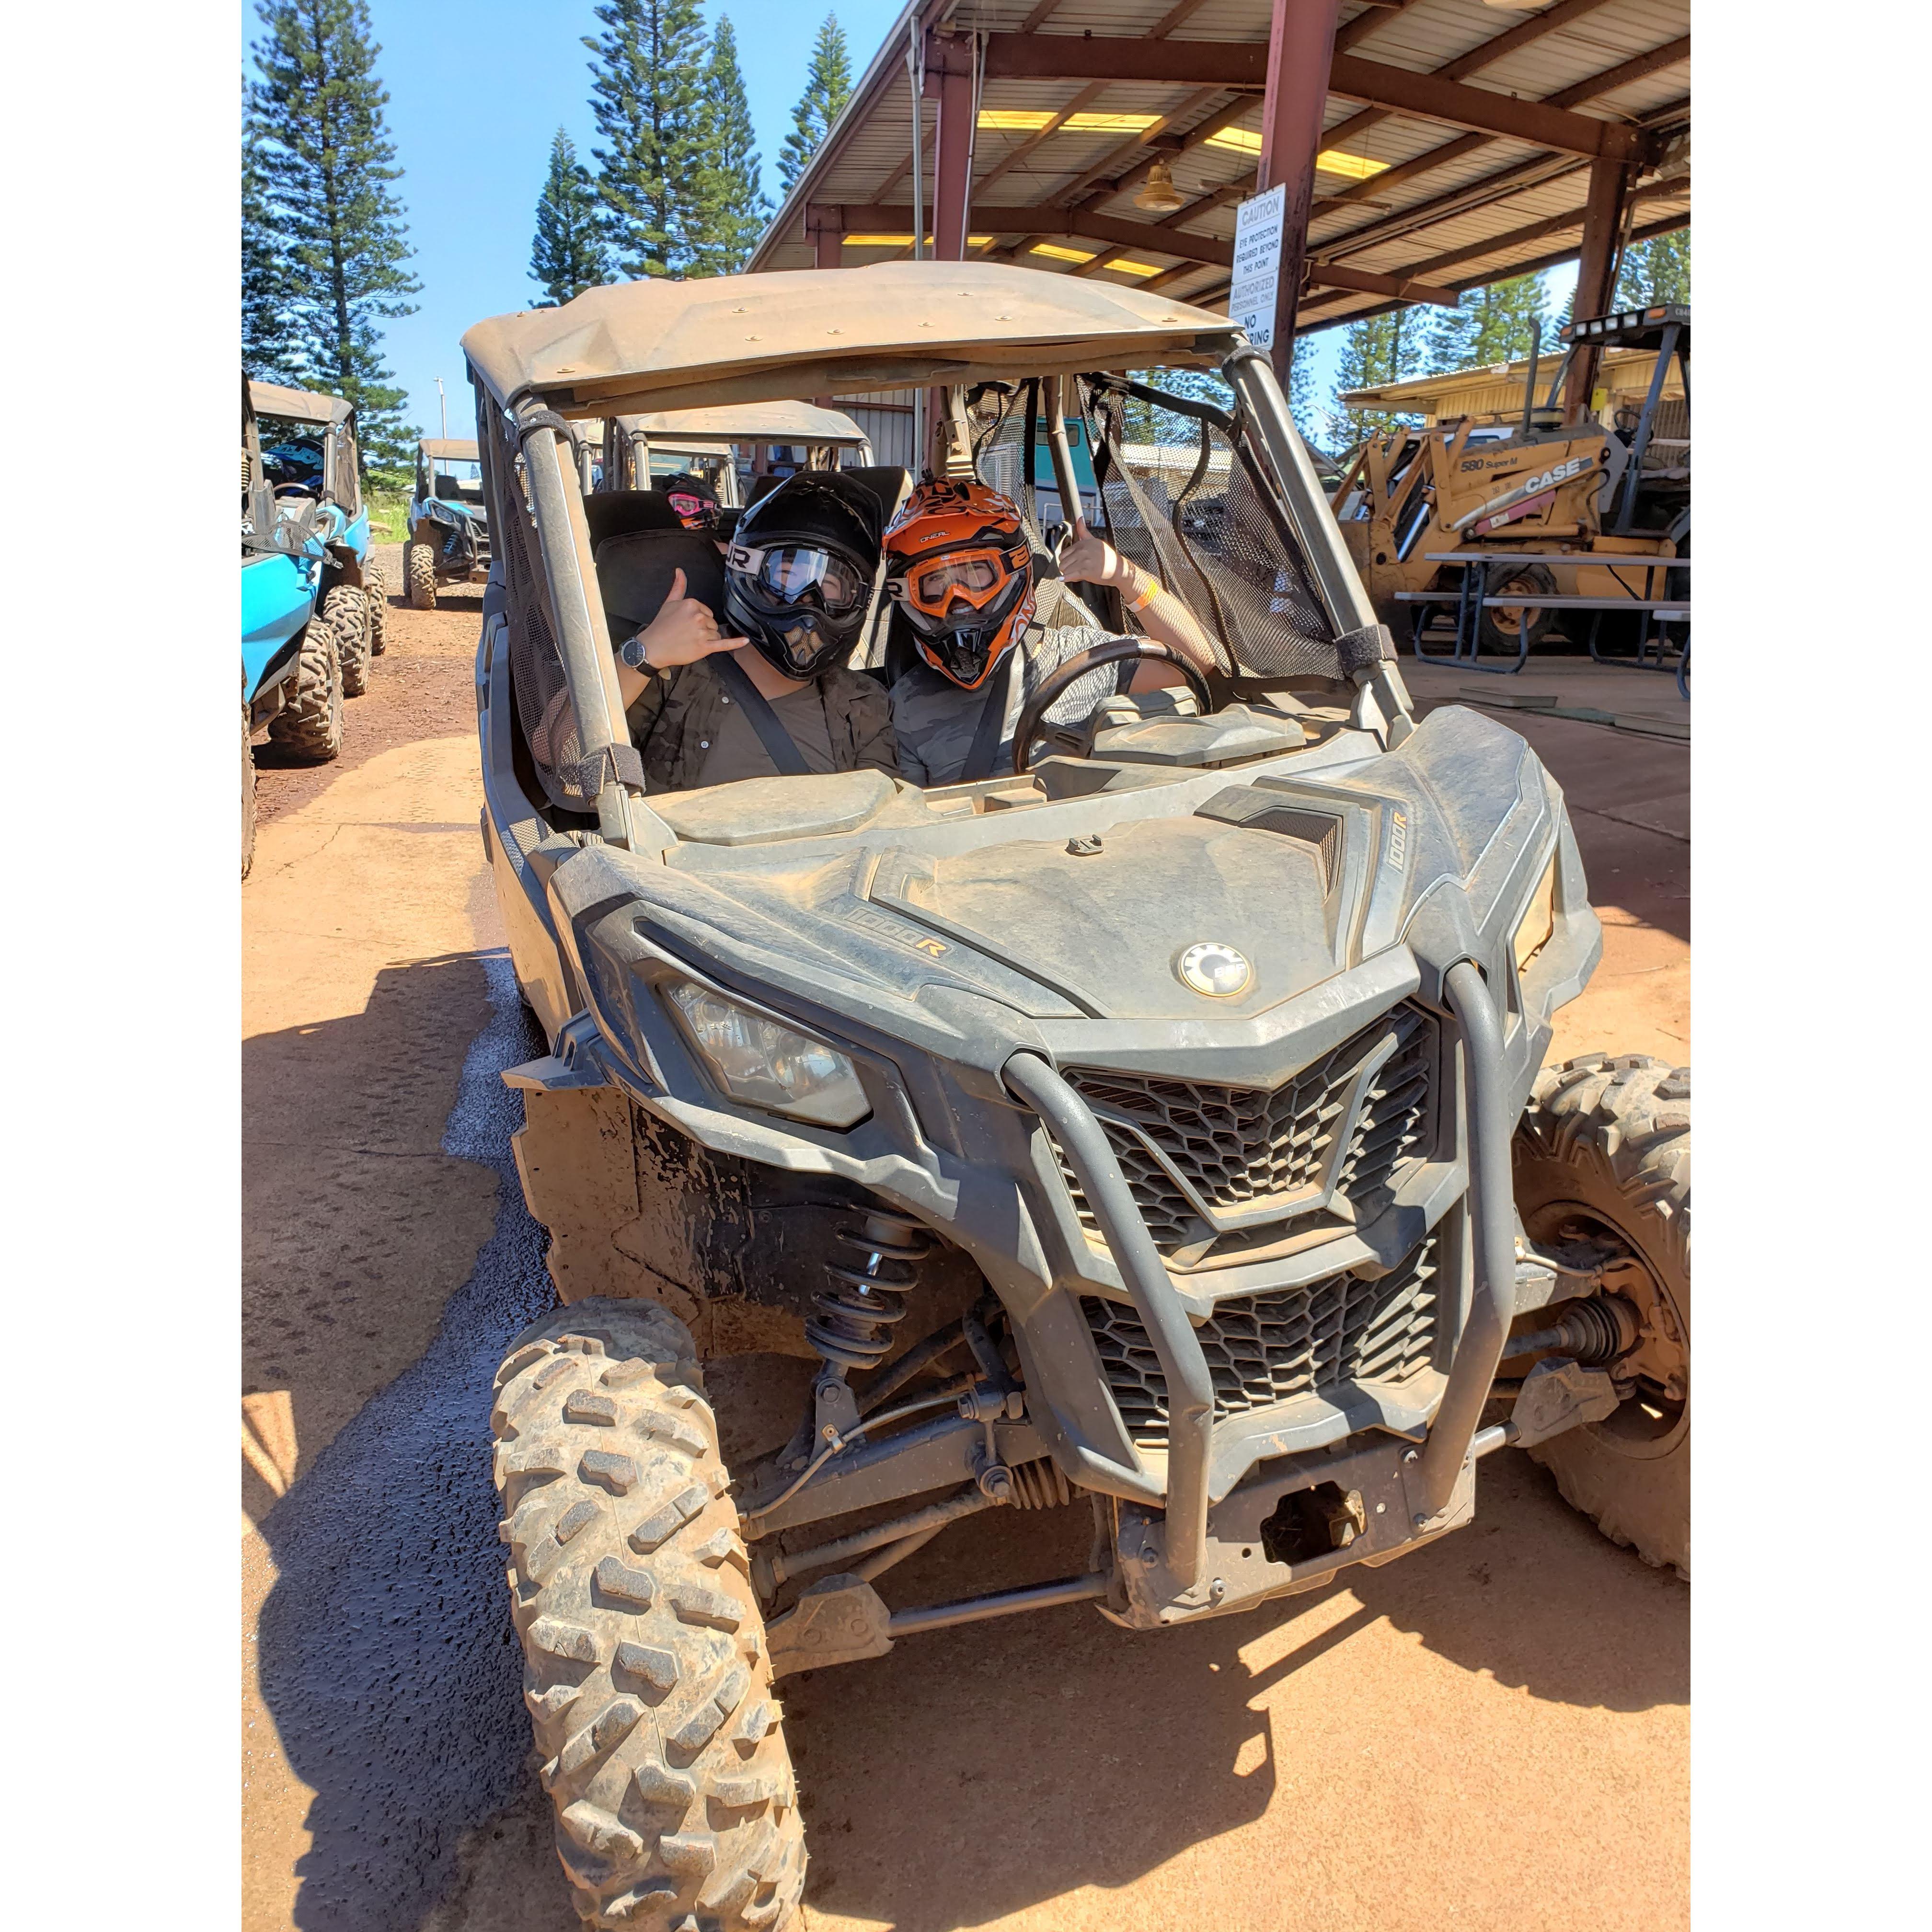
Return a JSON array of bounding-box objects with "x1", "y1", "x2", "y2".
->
[
  {"x1": 889, "y1": 541, "x2": 1031, "y2": 624},
  {"x1": 728, "y1": 540, "x2": 870, "y2": 617},
  {"x1": 666, "y1": 488, "x2": 716, "y2": 528}
]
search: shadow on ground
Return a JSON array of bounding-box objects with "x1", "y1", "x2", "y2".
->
[{"x1": 253, "y1": 953, "x2": 559, "y2": 1932}]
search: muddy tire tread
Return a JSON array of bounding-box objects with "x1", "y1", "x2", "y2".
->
[
  {"x1": 323, "y1": 583, "x2": 371, "y2": 697},
  {"x1": 1514, "y1": 1052, "x2": 1690, "y2": 1576},
  {"x1": 265, "y1": 617, "x2": 343, "y2": 763},
  {"x1": 242, "y1": 706, "x2": 257, "y2": 880},
  {"x1": 366, "y1": 558, "x2": 388, "y2": 654},
  {"x1": 406, "y1": 539, "x2": 437, "y2": 610},
  {"x1": 493, "y1": 1298, "x2": 805, "y2": 1932}
]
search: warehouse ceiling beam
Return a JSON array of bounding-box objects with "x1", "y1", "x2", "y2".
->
[
  {"x1": 816, "y1": 202, "x2": 1236, "y2": 269},
  {"x1": 981, "y1": 34, "x2": 1644, "y2": 160}
]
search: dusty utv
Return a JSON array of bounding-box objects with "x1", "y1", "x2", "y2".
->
[
  {"x1": 250, "y1": 377, "x2": 383, "y2": 693},
  {"x1": 464, "y1": 264, "x2": 1690, "y2": 1932},
  {"x1": 242, "y1": 376, "x2": 338, "y2": 872},
  {"x1": 405, "y1": 437, "x2": 491, "y2": 609}
]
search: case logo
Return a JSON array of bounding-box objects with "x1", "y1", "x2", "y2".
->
[{"x1": 1177, "y1": 942, "x2": 1253, "y2": 998}]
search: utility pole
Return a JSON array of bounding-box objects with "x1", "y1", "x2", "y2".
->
[{"x1": 436, "y1": 376, "x2": 448, "y2": 443}]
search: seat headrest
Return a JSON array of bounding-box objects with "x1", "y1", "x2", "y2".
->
[
  {"x1": 585, "y1": 490, "x2": 684, "y2": 551},
  {"x1": 840, "y1": 467, "x2": 912, "y2": 530},
  {"x1": 746, "y1": 473, "x2": 785, "y2": 507},
  {"x1": 595, "y1": 528, "x2": 726, "y2": 638}
]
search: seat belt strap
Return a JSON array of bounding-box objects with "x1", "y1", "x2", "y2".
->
[
  {"x1": 961, "y1": 650, "x2": 1020, "y2": 783},
  {"x1": 713, "y1": 653, "x2": 811, "y2": 778}
]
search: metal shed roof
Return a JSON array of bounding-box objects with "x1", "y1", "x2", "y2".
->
[{"x1": 748, "y1": 0, "x2": 1689, "y2": 335}]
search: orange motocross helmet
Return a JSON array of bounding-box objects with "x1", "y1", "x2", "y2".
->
[{"x1": 882, "y1": 479, "x2": 1035, "y2": 690}]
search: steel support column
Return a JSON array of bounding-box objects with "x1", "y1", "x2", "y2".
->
[
  {"x1": 928, "y1": 32, "x2": 977, "y2": 262},
  {"x1": 1564, "y1": 155, "x2": 1634, "y2": 422},
  {"x1": 1255, "y1": 0, "x2": 1344, "y2": 382},
  {"x1": 806, "y1": 211, "x2": 843, "y2": 408}
]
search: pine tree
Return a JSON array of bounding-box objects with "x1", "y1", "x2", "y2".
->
[
  {"x1": 778, "y1": 14, "x2": 853, "y2": 196},
  {"x1": 242, "y1": 118, "x2": 303, "y2": 383},
  {"x1": 1425, "y1": 273, "x2": 1550, "y2": 376},
  {"x1": 690, "y1": 18, "x2": 770, "y2": 274},
  {"x1": 244, "y1": 0, "x2": 420, "y2": 481},
  {"x1": 1332, "y1": 307, "x2": 1430, "y2": 442},
  {"x1": 530, "y1": 128, "x2": 610, "y2": 305},
  {"x1": 1614, "y1": 229, "x2": 1690, "y2": 308},
  {"x1": 585, "y1": 0, "x2": 710, "y2": 279}
]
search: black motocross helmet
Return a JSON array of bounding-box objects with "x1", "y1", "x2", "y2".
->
[{"x1": 723, "y1": 470, "x2": 882, "y2": 679}]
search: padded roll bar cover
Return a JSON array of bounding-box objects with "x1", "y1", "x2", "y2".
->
[
  {"x1": 1334, "y1": 621, "x2": 1397, "y2": 675},
  {"x1": 594, "y1": 527, "x2": 728, "y2": 638}
]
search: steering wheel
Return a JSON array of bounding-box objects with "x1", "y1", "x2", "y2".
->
[{"x1": 1011, "y1": 639, "x2": 1213, "y2": 775}]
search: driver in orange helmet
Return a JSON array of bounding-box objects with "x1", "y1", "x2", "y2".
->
[{"x1": 882, "y1": 478, "x2": 1219, "y2": 787}]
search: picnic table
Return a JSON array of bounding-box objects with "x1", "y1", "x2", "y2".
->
[{"x1": 1398, "y1": 549, "x2": 1689, "y2": 693}]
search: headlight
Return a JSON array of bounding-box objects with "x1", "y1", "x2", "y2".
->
[
  {"x1": 1512, "y1": 854, "x2": 1558, "y2": 972},
  {"x1": 664, "y1": 980, "x2": 871, "y2": 1128}
]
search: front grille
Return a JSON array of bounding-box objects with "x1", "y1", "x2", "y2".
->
[
  {"x1": 1053, "y1": 1005, "x2": 1436, "y2": 1261},
  {"x1": 1082, "y1": 1237, "x2": 1440, "y2": 1449}
]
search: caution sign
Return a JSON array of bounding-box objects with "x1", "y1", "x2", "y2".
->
[{"x1": 1229, "y1": 184, "x2": 1288, "y2": 350}]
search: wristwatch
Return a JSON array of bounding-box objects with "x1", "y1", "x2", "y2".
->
[{"x1": 619, "y1": 633, "x2": 654, "y2": 671}]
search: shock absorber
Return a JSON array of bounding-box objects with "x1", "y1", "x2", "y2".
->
[{"x1": 807, "y1": 1209, "x2": 930, "y2": 1370}]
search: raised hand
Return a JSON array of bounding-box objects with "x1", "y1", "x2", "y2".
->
[
  {"x1": 630, "y1": 568, "x2": 746, "y2": 669},
  {"x1": 1058, "y1": 517, "x2": 1133, "y2": 591}
]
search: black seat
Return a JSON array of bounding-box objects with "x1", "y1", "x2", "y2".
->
[
  {"x1": 840, "y1": 466, "x2": 912, "y2": 531},
  {"x1": 594, "y1": 527, "x2": 727, "y2": 642},
  {"x1": 585, "y1": 490, "x2": 684, "y2": 552},
  {"x1": 745, "y1": 473, "x2": 784, "y2": 508}
]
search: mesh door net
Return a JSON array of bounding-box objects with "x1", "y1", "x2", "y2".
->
[
  {"x1": 1076, "y1": 375, "x2": 1344, "y2": 681},
  {"x1": 482, "y1": 396, "x2": 596, "y2": 813}
]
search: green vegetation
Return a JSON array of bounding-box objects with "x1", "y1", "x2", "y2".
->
[
  {"x1": 242, "y1": 0, "x2": 420, "y2": 484},
  {"x1": 1615, "y1": 229, "x2": 1690, "y2": 308},
  {"x1": 530, "y1": 128, "x2": 610, "y2": 306},
  {"x1": 583, "y1": 0, "x2": 710, "y2": 279},
  {"x1": 692, "y1": 18, "x2": 770, "y2": 274},
  {"x1": 779, "y1": 15, "x2": 854, "y2": 196}
]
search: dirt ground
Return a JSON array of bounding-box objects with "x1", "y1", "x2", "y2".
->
[{"x1": 242, "y1": 589, "x2": 1688, "y2": 1932}]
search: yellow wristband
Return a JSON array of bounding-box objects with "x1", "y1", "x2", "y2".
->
[{"x1": 1128, "y1": 573, "x2": 1162, "y2": 611}]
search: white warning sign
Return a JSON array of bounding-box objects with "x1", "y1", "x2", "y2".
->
[{"x1": 1229, "y1": 183, "x2": 1288, "y2": 350}]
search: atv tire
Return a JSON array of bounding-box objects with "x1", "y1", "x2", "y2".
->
[
  {"x1": 322, "y1": 583, "x2": 370, "y2": 697},
  {"x1": 1512, "y1": 1053, "x2": 1690, "y2": 1577},
  {"x1": 493, "y1": 1298, "x2": 806, "y2": 1932},
  {"x1": 366, "y1": 558, "x2": 389, "y2": 654},
  {"x1": 405, "y1": 539, "x2": 437, "y2": 610},
  {"x1": 266, "y1": 617, "x2": 343, "y2": 764},
  {"x1": 242, "y1": 707, "x2": 257, "y2": 881}
]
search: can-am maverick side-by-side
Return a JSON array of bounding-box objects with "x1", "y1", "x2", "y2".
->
[
  {"x1": 250, "y1": 378, "x2": 384, "y2": 693},
  {"x1": 462, "y1": 264, "x2": 1689, "y2": 1932},
  {"x1": 405, "y1": 437, "x2": 492, "y2": 610},
  {"x1": 241, "y1": 376, "x2": 341, "y2": 874}
]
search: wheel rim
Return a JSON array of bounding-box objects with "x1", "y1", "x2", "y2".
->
[
  {"x1": 1487, "y1": 573, "x2": 1541, "y2": 637},
  {"x1": 1525, "y1": 1198, "x2": 1688, "y2": 1461}
]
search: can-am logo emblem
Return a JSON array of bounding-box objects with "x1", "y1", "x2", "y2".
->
[{"x1": 1177, "y1": 942, "x2": 1252, "y2": 998}]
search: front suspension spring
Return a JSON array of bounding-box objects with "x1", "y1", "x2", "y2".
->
[{"x1": 806, "y1": 1209, "x2": 932, "y2": 1371}]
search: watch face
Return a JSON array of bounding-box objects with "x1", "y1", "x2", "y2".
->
[{"x1": 621, "y1": 637, "x2": 646, "y2": 668}]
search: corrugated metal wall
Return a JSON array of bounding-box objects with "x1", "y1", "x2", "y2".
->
[{"x1": 834, "y1": 390, "x2": 918, "y2": 468}]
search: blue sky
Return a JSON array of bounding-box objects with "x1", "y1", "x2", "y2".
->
[{"x1": 259, "y1": 2, "x2": 1573, "y2": 443}]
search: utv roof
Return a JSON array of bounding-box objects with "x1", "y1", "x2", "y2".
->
[
  {"x1": 249, "y1": 379, "x2": 353, "y2": 427},
  {"x1": 421, "y1": 437, "x2": 481, "y2": 461},
  {"x1": 461, "y1": 263, "x2": 1242, "y2": 416},
  {"x1": 611, "y1": 401, "x2": 869, "y2": 448}
]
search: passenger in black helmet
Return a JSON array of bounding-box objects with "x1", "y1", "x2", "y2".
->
[{"x1": 610, "y1": 470, "x2": 898, "y2": 793}]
